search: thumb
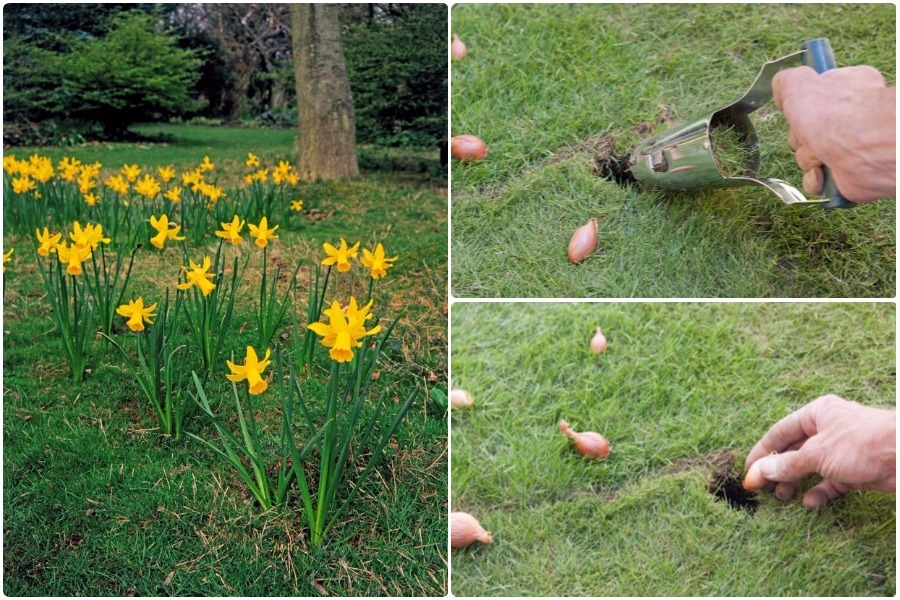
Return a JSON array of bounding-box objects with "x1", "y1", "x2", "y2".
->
[{"x1": 756, "y1": 450, "x2": 817, "y2": 483}]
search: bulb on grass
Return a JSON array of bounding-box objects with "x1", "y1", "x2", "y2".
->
[
  {"x1": 450, "y1": 389, "x2": 474, "y2": 409},
  {"x1": 451, "y1": 512, "x2": 493, "y2": 548},
  {"x1": 568, "y1": 218, "x2": 597, "y2": 263},
  {"x1": 451, "y1": 135, "x2": 487, "y2": 162},
  {"x1": 451, "y1": 33, "x2": 467, "y2": 61},
  {"x1": 559, "y1": 419, "x2": 610, "y2": 459},
  {"x1": 590, "y1": 327, "x2": 607, "y2": 354}
]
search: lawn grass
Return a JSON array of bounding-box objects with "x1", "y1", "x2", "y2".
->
[
  {"x1": 451, "y1": 301, "x2": 895, "y2": 596},
  {"x1": 2, "y1": 125, "x2": 448, "y2": 596},
  {"x1": 450, "y1": 4, "x2": 895, "y2": 298}
]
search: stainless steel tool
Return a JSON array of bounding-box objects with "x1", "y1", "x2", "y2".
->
[{"x1": 629, "y1": 39, "x2": 851, "y2": 208}]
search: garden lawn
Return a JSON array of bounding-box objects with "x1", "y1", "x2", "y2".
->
[
  {"x1": 2, "y1": 128, "x2": 448, "y2": 596},
  {"x1": 451, "y1": 4, "x2": 895, "y2": 298},
  {"x1": 451, "y1": 302, "x2": 895, "y2": 596}
]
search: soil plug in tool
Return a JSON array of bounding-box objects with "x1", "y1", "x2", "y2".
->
[{"x1": 630, "y1": 39, "x2": 852, "y2": 208}]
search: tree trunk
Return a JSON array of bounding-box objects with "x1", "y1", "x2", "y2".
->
[{"x1": 290, "y1": 4, "x2": 359, "y2": 181}]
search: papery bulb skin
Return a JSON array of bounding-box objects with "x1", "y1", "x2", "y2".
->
[
  {"x1": 559, "y1": 419, "x2": 610, "y2": 459},
  {"x1": 568, "y1": 218, "x2": 598, "y2": 263},
  {"x1": 451, "y1": 512, "x2": 493, "y2": 548},
  {"x1": 451, "y1": 135, "x2": 487, "y2": 162},
  {"x1": 590, "y1": 327, "x2": 607, "y2": 354},
  {"x1": 451, "y1": 33, "x2": 467, "y2": 61},
  {"x1": 450, "y1": 388, "x2": 474, "y2": 409}
]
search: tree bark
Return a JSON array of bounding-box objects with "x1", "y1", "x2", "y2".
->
[{"x1": 291, "y1": 4, "x2": 359, "y2": 180}]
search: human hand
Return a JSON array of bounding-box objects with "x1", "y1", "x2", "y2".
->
[
  {"x1": 772, "y1": 65, "x2": 896, "y2": 202},
  {"x1": 744, "y1": 394, "x2": 896, "y2": 508}
]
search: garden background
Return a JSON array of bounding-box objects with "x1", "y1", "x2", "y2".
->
[{"x1": 3, "y1": 4, "x2": 448, "y2": 596}]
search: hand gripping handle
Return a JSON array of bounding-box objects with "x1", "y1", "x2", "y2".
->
[{"x1": 800, "y1": 39, "x2": 854, "y2": 209}]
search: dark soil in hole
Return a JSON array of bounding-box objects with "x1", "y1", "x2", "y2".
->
[
  {"x1": 594, "y1": 152, "x2": 638, "y2": 187},
  {"x1": 707, "y1": 461, "x2": 759, "y2": 514}
]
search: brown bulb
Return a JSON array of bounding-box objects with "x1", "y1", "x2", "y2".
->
[
  {"x1": 568, "y1": 218, "x2": 597, "y2": 264},
  {"x1": 451, "y1": 33, "x2": 467, "y2": 61},
  {"x1": 559, "y1": 419, "x2": 610, "y2": 459},
  {"x1": 451, "y1": 512, "x2": 493, "y2": 548},
  {"x1": 451, "y1": 135, "x2": 487, "y2": 162}
]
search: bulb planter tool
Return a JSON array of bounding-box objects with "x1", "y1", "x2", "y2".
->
[{"x1": 629, "y1": 39, "x2": 852, "y2": 209}]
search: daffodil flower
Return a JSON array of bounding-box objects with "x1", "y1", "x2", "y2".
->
[
  {"x1": 83, "y1": 192, "x2": 99, "y2": 206},
  {"x1": 70, "y1": 221, "x2": 110, "y2": 251},
  {"x1": 164, "y1": 186, "x2": 182, "y2": 203},
  {"x1": 215, "y1": 215, "x2": 245, "y2": 245},
  {"x1": 134, "y1": 174, "x2": 161, "y2": 199},
  {"x1": 56, "y1": 242, "x2": 92, "y2": 276},
  {"x1": 360, "y1": 243, "x2": 398, "y2": 280},
  {"x1": 199, "y1": 155, "x2": 214, "y2": 172},
  {"x1": 290, "y1": 200, "x2": 304, "y2": 212},
  {"x1": 121, "y1": 164, "x2": 141, "y2": 182},
  {"x1": 149, "y1": 214, "x2": 186, "y2": 249},
  {"x1": 116, "y1": 297, "x2": 157, "y2": 332},
  {"x1": 35, "y1": 227, "x2": 62, "y2": 256},
  {"x1": 321, "y1": 238, "x2": 360, "y2": 273},
  {"x1": 308, "y1": 297, "x2": 381, "y2": 363},
  {"x1": 12, "y1": 177, "x2": 35, "y2": 194},
  {"x1": 177, "y1": 256, "x2": 216, "y2": 296},
  {"x1": 246, "y1": 152, "x2": 260, "y2": 167},
  {"x1": 3, "y1": 248, "x2": 13, "y2": 271},
  {"x1": 157, "y1": 165, "x2": 175, "y2": 182},
  {"x1": 248, "y1": 217, "x2": 279, "y2": 248},
  {"x1": 226, "y1": 346, "x2": 272, "y2": 395},
  {"x1": 105, "y1": 174, "x2": 130, "y2": 195}
]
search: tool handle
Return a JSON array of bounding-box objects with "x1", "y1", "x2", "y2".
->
[{"x1": 799, "y1": 39, "x2": 854, "y2": 209}]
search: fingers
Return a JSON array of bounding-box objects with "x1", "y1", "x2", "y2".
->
[
  {"x1": 802, "y1": 480, "x2": 857, "y2": 508},
  {"x1": 745, "y1": 403, "x2": 820, "y2": 468},
  {"x1": 756, "y1": 449, "x2": 818, "y2": 484},
  {"x1": 772, "y1": 66, "x2": 819, "y2": 111},
  {"x1": 802, "y1": 167, "x2": 824, "y2": 195},
  {"x1": 795, "y1": 146, "x2": 822, "y2": 172}
]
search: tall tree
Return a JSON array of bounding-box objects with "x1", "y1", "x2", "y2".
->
[{"x1": 290, "y1": 4, "x2": 358, "y2": 181}]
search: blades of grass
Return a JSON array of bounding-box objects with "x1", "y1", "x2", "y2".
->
[
  {"x1": 289, "y1": 362, "x2": 316, "y2": 434},
  {"x1": 322, "y1": 389, "x2": 417, "y2": 538}
]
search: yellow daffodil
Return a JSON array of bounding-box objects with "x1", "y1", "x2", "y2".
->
[
  {"x1": 84, "y1": 192, "x2": 99, "y2": 206},
  {"x1": 290, "y1": 199, "x2": 304, "y2": 212},
  {"x1": 246, "y1": 152, "x2": 259, "y2": 167},
  {"x1": 360, "y1": 243, "x2": 398, "y2": 280},
  {"x1": 215, "y1": 215, "x2": 245, "y2": 245},
  {"x1": 248, "y1": 217, "x2": 278, "y2": 248},
  {"x1": 164, "y1": 186, "x2": 182, "y2": 203},
  {"x1": 58, "y1": 157, "x2": 82, "y2": 182},
  {"x1": 308, "y1": 297, "x2": 381, "y2": 363},
  {"x1": 243, "y1": 174, "x2": 254, "y2": 185},
  {"x1": 105, "y1": 174, "x2": 130, "y2": 195},
  {"x1": 199, "y1": 155, "x2": 214, "y2": 172},
  {"x1": 36, "y1": 228, "x2": 62, "y2": 256},
  {"x1": 197, "y1": 182, "x2": 225, "y2": 202},
  {"x1": 157, "y1": 165, "x2": 175, "y2": 182},
  {"x1": 321, "y1": 238, "x2": 360, "y2": 272},
  {"x1": 11, "y1": 176, "x2": 36, "y2": 194},
  {"x1": 56, "y1": 242, "x2": 92, "y2": 276},
  {"x1": 273, "y1": 160, "x2": 298, "y2": 185},
  {"x1": 121, "y1": 164, "x2": 141, "y2": 182},
  {"x1": 3, "y1": 154, "x2": 22, "y2": 175},
  {"x1": 28, "y1": 154, "x2": 54, "y2": 182},
  {"x1": 251, "y1": 169, "x2": 269, "y2": 182},
  {"x1": 77, "y1": 173, "x2": 96, "y2": 195},
  {"x1": 177, "y1": 256, "x2": 216, "y2": 296},
  {"x1": 3, "y1": 248, "x2": 12, "y2": 271},
  {"x1": 134, "y1": 174, "x2": 161, "y2": 199},
  {"x1": 70, "y1": 221, "x2": 110, "y2": 251},
  {"x1": 149, "y1": 214, "x2": 185, "y2": 249},
  {"x1": 116, "y1": 297, "x2": 157, "y2": 332},
  {"x1": 226, "y1": 346, "x2": 272, "y2": 395},
  {"x1": 182, "y1": 169, "x2": 203, "y2": 188}
]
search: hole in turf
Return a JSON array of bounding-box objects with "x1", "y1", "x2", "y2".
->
[
  {"x1": 594, "y1": 151, "x2": 638, "y2": 187},
  {"x1": 707, "y1": 465, "x2": 759, "y2": 514}
]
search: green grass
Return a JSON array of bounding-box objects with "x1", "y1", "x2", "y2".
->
[
  {"x1": 451, "y1": 302, "x2": 895, "y2": 596},
  {"x1": 709, "y1": 124, "x2": 749, "y2": 177},
  {"x1": 451, "y1": 4, "x2": 895, "y2": 297},
  {"x1": 3, "y1": 126, "x2": 448, "y2": 596}
]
